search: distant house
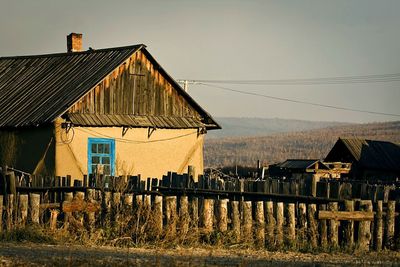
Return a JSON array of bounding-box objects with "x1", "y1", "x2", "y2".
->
[
  {"x1": 325, "y1": 138, "x2": 400, "y2": 180},
  {"x1": 268, "y1": 159, "x2": 349, "y2": 180},
  {"x1": 0, "y1": 33, "x2": 220, "y2": 181}
]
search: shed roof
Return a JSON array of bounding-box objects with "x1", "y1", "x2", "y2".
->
[
  {"x1": 0, "y1": 45, "x2": 219, "y2": 129},
  {"x1": 277, "y1": 159, "x2": 328, "y2": 170},
  {"x1": 325, "y1": 138, "x2": 400, "y2": 172}
]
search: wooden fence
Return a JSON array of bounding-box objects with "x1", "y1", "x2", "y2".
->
[
  {"x1": 0, "y1": 169, "x2": 399, "y2": 251},
  {"x1": 0, "y1": 190, "x2": 398, "y2": 251}
]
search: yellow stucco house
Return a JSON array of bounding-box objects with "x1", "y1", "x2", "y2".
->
[{"x1": 0, "y1": 33, "x2": 220, "y2": 181}]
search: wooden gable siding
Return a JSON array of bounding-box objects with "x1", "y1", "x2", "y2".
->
[{"x1": 68, "y1": 51, "x2": 198, "y2": 118}]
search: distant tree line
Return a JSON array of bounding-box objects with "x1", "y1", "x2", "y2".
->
[{"x1": 204, "y1": 121, "x2": 400, "y2": 168}]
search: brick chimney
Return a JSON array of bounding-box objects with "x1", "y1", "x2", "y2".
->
[{"x1": 67, "y1": 33, "x2": 82, "y2": 52}]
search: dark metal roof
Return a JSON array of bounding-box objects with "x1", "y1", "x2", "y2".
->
[
  {"x1": 0, "y1": 45, "x2": 220, "y2": 129},
  {"x1": 326, "y1": 138, "x2": 400, "y2": 172},
  {"x1": 278, "y1": 159, "x2": 320, "y2": 169},
  {"x1": 0, "y1": 45, "x2": 143, "y2": 127},
  {"x1": 67, "y1": 113, "x2": 206, "y2": 129}
]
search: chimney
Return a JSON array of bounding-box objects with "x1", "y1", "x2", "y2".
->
[{"x1": 67, "y1": 33, "x2": 82, "y2": 52}]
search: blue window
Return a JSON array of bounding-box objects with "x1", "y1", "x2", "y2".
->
[{"x1": 88, "y1": 138, "x2": 115, "y2": 176}]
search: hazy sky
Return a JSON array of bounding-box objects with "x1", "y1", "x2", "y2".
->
[{"x1": 1, "y1": 0, "x2": 399, "y2": 123}]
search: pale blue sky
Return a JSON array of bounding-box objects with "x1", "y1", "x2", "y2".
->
[{"x1": 1, "y1": 0, "x2": 399, "y2": 123}]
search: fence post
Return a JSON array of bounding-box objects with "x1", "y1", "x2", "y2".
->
[
  {"x1": 165, "y1": 196, "x2": 177, "y2": 237},
  {"x1": 265, "y1": 201, "x2": 275, "y2": 248},
  {"x1": 153, "y1": 195, "x2": 163, "y2": 237},
  {"x1": 286, "y1": 203, "x2": 296, "y2": 248},
  {"x1": 50, "y1": 209, "x2": 59, "y2": 230},
  {"x1": 343, "y1": 200, "x2": 354, "y2": 249},
  {"x1": 231, "y1": 200, "x2": 240, "y2": 242},
  {"x1": 188, "y1": 165, "x2": 196, "y2": 187},
  {"x1": 255, "y1": 201, "x2": 265, "y2": 247},
  {"x1": 29, "y1": 193, "x2": 40, "y2": 224},
  {"x1": 328, "y1": 202, "x2": 339, "y2": 248},
  {"x1": 179, "y1": 196, "x2": 189, "y2": 236},
  {"x1": 18, "y1": 194, "x2": 28, "y2": 226},
  {"x1": 102, "y1": 191, "x2": 111, "y2": 227},
  {"x1": 6, "y1": 194, "x2": 14, "y2": 230},
  {"x1": 298, "y1": 203, "x2": 307, "y2": 247},
  {"x1": 201, "y1": 198, "x2": 214, "y2": 233},
  {"x1": 189, "y1": 197, "x2": 199, "y2": 231},
  {"x1": 384, "y1": 200, "x2": 395, "y2": 249},
  {"x1": 276, "y1": 202, "x2": 284, "y2": 249},
  {"x1": 307, "y1": 204, "x2": 318, "y2": 249},
  {"x1": 319, "y1": 204, "x2": 328, "y2": 249},
  {"x1": 242, "y1": 201, "x2": 252, "y2": 242},
  {"x1": 217, "y1": 199, "x2": 228, "y2": 232},
  {"x1": 135, "y1": 195, "x2": 142, "y2": 209},
  {"x1": 357, "y1": 200, "x2": 372, "y2": 251},
  {"x1": 112, "y1": 192, "x2": 121, "y2": 231},
  {"x1": 86, "y1": 189, "x2": 96, "y2": 231},
  {"x1": 374, "y1": 200, "x2": 383, "y2": 251}
]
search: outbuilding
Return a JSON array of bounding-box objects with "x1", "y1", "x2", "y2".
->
[{"x1": 325, "y1": 138, "x2": 400, "y2": 180}]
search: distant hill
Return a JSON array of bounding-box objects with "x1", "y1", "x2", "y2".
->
[
  {"x1": 208, "y1": 117, "x2": 349, "y2": 138},
  {"x1": 204, "y1": 120, "x2": 400, "y2": 167}
]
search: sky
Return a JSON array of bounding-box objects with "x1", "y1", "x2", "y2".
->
[{"x1": 1, "y1": 0, "x2": 399, "y2": 123}]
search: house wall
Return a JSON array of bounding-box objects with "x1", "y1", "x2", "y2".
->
[
  {"x1": 0, "y1": 125, "x2": 55, "y2": 175},
  {"x1": 54, "y1": 120, "x2": 204, "y2": 181}
]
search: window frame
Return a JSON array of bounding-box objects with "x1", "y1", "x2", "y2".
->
[{"x1": 88, "y1": 137, "x2": 115, "y2": 176}]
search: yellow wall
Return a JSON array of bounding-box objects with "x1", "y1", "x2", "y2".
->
[{"x1": 54, "y1": 119, "x2": 204, "y2": 181}]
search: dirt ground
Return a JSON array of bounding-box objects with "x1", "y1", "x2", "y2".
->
[{"x1": 0, "y1": 243, "x2": 400, "y2": 266}]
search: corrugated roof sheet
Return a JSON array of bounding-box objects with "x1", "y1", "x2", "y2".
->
[
  {"x1": 278, "y1": 159, "x2": 320, "y2": 169},
  {"x1": 0, "y1": 45, "x2": 220, "y2": 129},
  {"x1": 339, "y1": 138, "x2": 400, "y2": 171},
  {"x1": 0, "y1": 45, "x2": 142, "y2": 127},
  {"x1": 67, "y1": 113, "x2": 205, "y2": 129}
]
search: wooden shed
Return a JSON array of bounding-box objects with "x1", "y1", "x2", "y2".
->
[
  {"x1": 0, "y1": 33, "x2": 220, "y2": 181},
  {"x1": 325, "y1": 138, "x2": 400, "y2": 180}
]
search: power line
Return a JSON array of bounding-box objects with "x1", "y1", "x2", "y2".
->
[
  {"x1": 75, "y1": 127, "x2": 198, "y2": 143},
  {"x1": 197, "y1": 82, "x2": 400, "y2": 118},
  {"x1": 178, "y1": 72, "x2": 400, "y2": 85}
]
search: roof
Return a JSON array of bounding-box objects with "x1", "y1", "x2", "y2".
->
[
  {"x1": 67, "y1": 113, "x2": 207, "y2": 129},
  {"x1": 325, "y1": 138, "x2": 400, "y2": 172},
  {"x1": 0, "y1": 45, "x2": 219, "y2": 129},
  {"x1": 277, "y1": 159, "x2": 327, "y2": 170}
]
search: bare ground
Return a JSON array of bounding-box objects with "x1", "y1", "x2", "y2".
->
[{"x1": 1, "y1": 243, "x2": 400, "y2": 266}]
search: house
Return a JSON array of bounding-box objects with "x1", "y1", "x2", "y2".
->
[
  {"x1": 0, "y1": 33, "x2": 220, "y2": 181},
  {"x1": 325, "y1": 138, "x2": 400, "y2": 180},
  {"x1": 268, "y1": 159, "x2": 350, "y2": 180}
]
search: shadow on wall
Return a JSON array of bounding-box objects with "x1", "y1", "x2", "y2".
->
[{"x1": 0, "y1": 125, "x2": 55, "y2": 176}]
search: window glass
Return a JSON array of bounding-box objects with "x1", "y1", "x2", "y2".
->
[
  {"x1": 102, "y1": 157, "x2": 110, "y2": 164},
  {"x1": 91, "y1": 144, "x2": 97, "y2": 153},
  {"x1": 104, "y1": 144, "x2": 110, "y2": 154},
  {"x1": 92, "y1": 156, "x2": 100, "y2": 164},
  {"x1": 98, "y1": 144, "x2": 104, "y2": 154}
]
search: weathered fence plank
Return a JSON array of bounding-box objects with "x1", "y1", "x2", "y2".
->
[
  {"x1": 231, "y1": 200, "x2": 240, "y2": 242},
  {"x1": 216, "y1": 199, "x2": 228, "y2": 232}
]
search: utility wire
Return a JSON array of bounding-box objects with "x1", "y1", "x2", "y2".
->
[
  {"x1": 179, "y1": 72, "x2": 400, "y2": 85},
  {"x1": 75, "y1": 127, "x2": 198, "y2": 143},
  {"x1": 197, "y1": 82, "x2": 400, "y2": 118}
]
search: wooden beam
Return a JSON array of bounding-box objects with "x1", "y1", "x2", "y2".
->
[{"x1": 318, "y1": 210, "x2": 374, "y2": 221}]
